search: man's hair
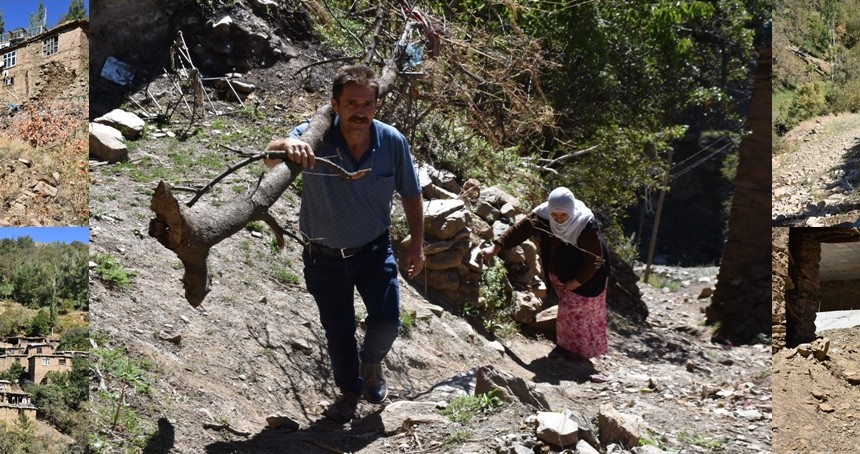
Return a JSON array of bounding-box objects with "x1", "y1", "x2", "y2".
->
[{"x1": 332, "y1": 64, "x2": 379, "y2": 100}]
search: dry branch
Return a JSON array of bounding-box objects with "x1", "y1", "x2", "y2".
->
[{"x1": 149, "y1": 64, "x2": 399, "y2": 307}]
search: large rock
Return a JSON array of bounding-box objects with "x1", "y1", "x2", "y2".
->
[
  {"x1": 535, "y1": 411, "x2": 579, "y2": 447},
  {"x1": 426, "y1": 207, "x2": 470, "y2": 240},
  {"x1": 475, "y1": 365, "x2": 549, "y2": 410},
  {"x1": 512, "y1": 291, "x2": 542, "y2": 323},
  {"x1": 530, "y1": 305, "x2": 557, "y2": 337},
  {"x1": 480, "y1": 186, "x2": 521, "y2": 212},
  {"x1": 89, "y1": 123, "x2": 128, "y2": 163},
  {"x1": 425, "y1": 241, "x2": 470, "y2": 270},
  {"x1": 212, "y1": 16, "x2": 233, "y2": 36},
  {"x1": 598, "y1": 404, "x2": 647, "y2": 448},
  {"x1": 94, "y1": 108, "x2": 145, "y2": 140},
  {"x1": 423, "y1": 268, "x2": 460, "y2": 291}
]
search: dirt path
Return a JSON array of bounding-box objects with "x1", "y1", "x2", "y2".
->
[
  {"x1": 772, "y1": 113, "x2": 860, "y2": 226},
  {"x1": 773, "y1": 326, "x2": 860, "y2": 452}
]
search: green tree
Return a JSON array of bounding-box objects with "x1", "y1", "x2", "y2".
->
[
  {"x1": 27, "y1": 0, "x2": 46, "y2": 32},
  {"x1": 0, "y1": 359, "x2": 24, "y2": 381},
  {"x1": 11, "y1": 261, "x2": 51, "y2": 308},
  {"x1": 62, "y1": 0, "x2": 87, "y2": 22},
  {"x1": 27, "y1": 308, "x2": 51, "y2": 337}
]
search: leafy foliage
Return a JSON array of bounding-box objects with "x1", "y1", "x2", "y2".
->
[
  {"x1": 62, "y1": 0, "x2": 88, "y2": 22},
  {"x1": 316, "y1": 0, "x2": 759, "y2": 252},
  {"x1": 0, "y1": 238, "x2": 88, "y2": 317},
  {"x1": 91, "y1": 347, "x2": 155, "y2": 452},
  {"x1": 441, "y1": 389, "x2": 505, "y2": 423},
  {"x1": 92, "y1": 254, "x2": 138, "y2": 290},
  {"x1": 0, "y1": 359, "x2": 24, "y2": 381}
]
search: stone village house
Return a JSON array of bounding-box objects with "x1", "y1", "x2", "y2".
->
[
  {"x1": 0, "y1": 379, "x2": 36, "y2": 424},
  {"x1": 0, "y1": 19, "x2": 88, "y2": 107},
  {"x1": 0, "y1": 336, "x2": 80, "y2": 424}
]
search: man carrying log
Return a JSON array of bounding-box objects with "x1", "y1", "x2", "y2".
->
[{"x1": 264, "y1": 64, "x2": 425, "y2": 423}]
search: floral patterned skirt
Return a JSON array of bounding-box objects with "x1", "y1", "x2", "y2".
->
[{"x1": 549, "y1": 273, "x2": 608, "y2": 358}]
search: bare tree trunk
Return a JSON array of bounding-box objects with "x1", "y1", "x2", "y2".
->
[{"x1": 148, "y1": 63, "x2": 399, "y2": 307}]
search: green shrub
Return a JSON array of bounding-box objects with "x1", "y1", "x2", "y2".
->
[
  {"x1": 92, "y1": 255, "x2": 137, "y2": 290},
  {"x1": 271, "y1": 267, "x2": 300, "y2": 286},
  {"x1": 779, "y1": 81, "x2": 827, "y2": 132},
  {"x1": 828, "y1": 79, "x2": 860, "y2": 113},
  {"x1": 442, "y1": 390, "x2": 504, "y2": 423}
]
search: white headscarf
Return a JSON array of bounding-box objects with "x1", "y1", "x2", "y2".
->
[{"x1": 532, "y1": 187, "x2": 594, "y2": 245}]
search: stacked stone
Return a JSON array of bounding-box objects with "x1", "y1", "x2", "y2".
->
[
  {"x1": 771, "y1": 227, "x2": 790, "y2": 352},
  {"x1": 409, "y1": 166, "x2": 484, "y2": 302},
  {"x1": 788, "y1": 229, "x2": 820, "y2": 346}
]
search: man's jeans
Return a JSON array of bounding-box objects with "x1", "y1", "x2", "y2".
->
[{"x1": 303, "y1": 234, "x2": 400, "y2": 396}]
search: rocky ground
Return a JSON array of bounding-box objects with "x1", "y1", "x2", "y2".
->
[
  {"x1": 88, "y1": 91, "x2": 771, "y2": 453},
  {"x1": 772, "y1": 113, "x2": 860, "y2": 226},
  {"x1": 0, "y1": 97, "x2": 88, "y2": 226},
  {"x1": 773, "y1": 327, "x2": 860, "y2": 452}
]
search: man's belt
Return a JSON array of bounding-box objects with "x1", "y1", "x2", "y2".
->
[{"x1": 306, "y1": 233, "x2": 385, "y2": 259}]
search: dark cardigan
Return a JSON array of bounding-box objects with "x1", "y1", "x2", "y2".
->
[{"x1": 494, "y1": 213, "x2": 610, "y2": 297}]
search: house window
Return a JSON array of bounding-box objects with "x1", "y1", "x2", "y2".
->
[
  {"x1": 41, "y1": 358, "x2": 50, "y2": 366},
  {"x1": 43, "y1": 36, "x2": 58, "y2": 56},
  {"x1": 58, "y1": 358, "x2": 66, "y2": 365},
  {"x1": 3, "y1": 50, "x2": 15, "y2": 68},
  {"x1": 36, "y1": 347, "x2": 43, "y2": 353},
  {"x1": 3, "y1": 76, "x2": 12, "y2": 86}
]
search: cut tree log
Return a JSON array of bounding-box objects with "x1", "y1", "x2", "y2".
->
[{"x1": 149, "y1": 63, "x2": 398, "y2": 307}]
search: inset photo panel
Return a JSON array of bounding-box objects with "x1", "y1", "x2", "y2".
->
[
  {"x1": 0, "y1": 226, "x2": 89, "y2": 453},
  {"x1": 0, "y1": 1, "x2": 88, "y2": 226}
]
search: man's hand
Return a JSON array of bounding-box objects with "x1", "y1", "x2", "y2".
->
[
  {"x1": 405, "y1": 244, "x2": 425, "y2": 279},
  {"x1": 264, "y1": 137, "x2": 316, "y2": 169}
]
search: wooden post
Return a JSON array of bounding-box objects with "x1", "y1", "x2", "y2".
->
[{"x1": 643, "y1": 147, "x2": 674, "y2": 284}]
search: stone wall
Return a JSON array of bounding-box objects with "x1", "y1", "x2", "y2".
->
[
  {"x1": 820, "y1": 280, "x2": 860, "y2": 311},
  {"x1": 397, "y1": 165, "x2": 647, "y2": 327},
  {"x1": 787, "y1": 228, "x2": 821, "y2": 346},
  {"x1": 706, "y1": 47, "x2": 771, "y2": 343},
  {"x1": 27, "y1": 354, "x2": 72, "y2": 384},
  {"x1": 0, "y1": 405, "x2": 36, "y2": 425},
  {"x1": 0, "y1": 21, "x2": 88, "y2": 106},
  {"x1": 772, "y1": 228, "x2": 789, "y2": 351}
]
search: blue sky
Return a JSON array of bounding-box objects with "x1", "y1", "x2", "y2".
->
[
  {"x1": 0, "y1": 227, "x2": 89, "y2": 244},
  {"x1": 0, "y1": 0, "x2": 88, "y2": 32}
]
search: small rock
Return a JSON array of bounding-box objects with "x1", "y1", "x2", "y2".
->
[
  {"x1": 819, "y1": 403, "x2": 835, "y2": 413},
  {"x1": 157, "y1": 331, "x2": 182, "y2": 344},
  {"x1": 265, "y1": 414, "x2": 300, "y2": 431}
]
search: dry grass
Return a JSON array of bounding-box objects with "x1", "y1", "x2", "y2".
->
[{"x1": 0, "y1": 100, "x2": 88, "y2": 225}]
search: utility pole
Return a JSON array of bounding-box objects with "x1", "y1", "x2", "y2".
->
[{"x1": 643, "y1": 146, "x2": 674, "y2": 284}]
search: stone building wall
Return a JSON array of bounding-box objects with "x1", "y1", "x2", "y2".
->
[
  {"x1": 820, "y1": 280, "x2": 860, "y2": 311},
  {"x1": 0, "y1": 405, "x2": 36, "y2": 424},
  {"x1": 0, "y1": 21, "x2": 88, "y2": 106},
  {"x1": 706, "y1": 47, "x2": 771, "y2": 343},
  {"x1": 27, "y1": 354, "x2": 72, "y2": 384},
  {"x1": 787, "y1": 228, "x2": 821, "y2": 346},
  {"x1": 772, "y1": 227, "x2": 789, "y2": 351}
]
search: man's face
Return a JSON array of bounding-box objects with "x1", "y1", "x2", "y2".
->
[{"x1": 332, "y1": 82, "x2": 378, "y2": 134}]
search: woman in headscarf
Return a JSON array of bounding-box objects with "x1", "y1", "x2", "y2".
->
[{"x1": 477, "y1": 187, "x2": 610, "y2": 360}]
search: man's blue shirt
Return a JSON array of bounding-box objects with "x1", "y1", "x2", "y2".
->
[{"x1": 290, "y1": 116, "x2": 421, "y2": 248}]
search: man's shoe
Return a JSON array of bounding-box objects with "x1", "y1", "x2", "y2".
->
[
  {"x1": 325, "y1": 392, "x2": 359, "y2": 423},
  {"x1": 361, "y1": 362, "x2": 388, "y2": 404}
]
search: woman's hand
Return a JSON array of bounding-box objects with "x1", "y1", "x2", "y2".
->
[
  {"x1": 564, "y1": 278, "x2": 582, "y2": 292},
  {"x1": 476, "y1": 244, "x2": 501, "y2": 265}
]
